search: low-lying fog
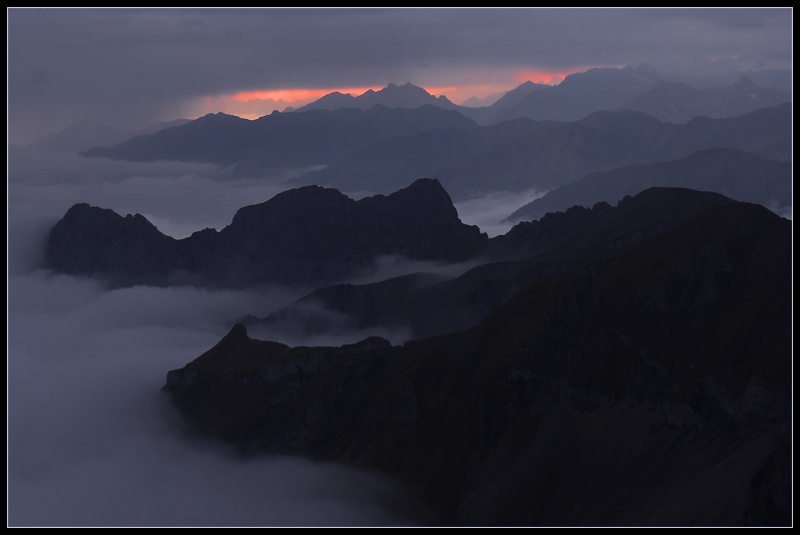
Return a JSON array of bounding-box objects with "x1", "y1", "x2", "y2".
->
[{"x1": 7, "y1": 147, "x2": 536, "y2": 527}]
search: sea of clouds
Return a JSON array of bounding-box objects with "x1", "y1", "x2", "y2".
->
[{"x1": 8, "y1": 146, "x2": 536, "y2": 527}]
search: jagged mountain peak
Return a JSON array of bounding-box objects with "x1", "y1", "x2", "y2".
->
[{"x1": 296, "y1": 82, "x2": 455, "y2": 112}]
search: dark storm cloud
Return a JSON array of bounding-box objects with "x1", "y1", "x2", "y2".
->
[{"x1": 7, "y1": 8, "x2": 791, "y2": 144}]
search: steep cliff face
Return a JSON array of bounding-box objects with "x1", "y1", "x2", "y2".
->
[
  {"x1": 44, "y1": 178, "x2": 488, "y2": 288},
  {"x1": 163, "y1": 198, "x2": 791, "y2": 526}
]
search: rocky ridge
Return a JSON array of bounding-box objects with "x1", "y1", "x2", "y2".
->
[{"x1": 44, "y1": 178, "x2": 488, "y2": 289}]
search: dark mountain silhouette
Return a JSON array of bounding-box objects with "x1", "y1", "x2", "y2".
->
[
  {"x1": 291, "y1": 81, "x2": 546, "y2": 126},
  {"x1": 295, "y1": 82, "x2": 458, "y2": 112},
  {"x1": 163, "y1": 194, "x2": 791, "y2": 527},
  {"x1": 81, "y1": 105, "x2": 477, "y2": 177},
  {"x1": 44, "y1": 178, "x2": 488, "y2": 289},
  {"x1": 247, "y1": 188, "x2": 733, "y2": 341},
  {"x1": 507, "y1": 147, "x2": 791, "y2": 223},
  {"x1": 294, "y1": 102, "x2": 789, "y2": 200},
  {"x1": 620, "y1": 76, "x2": 791, "y2": 124}
]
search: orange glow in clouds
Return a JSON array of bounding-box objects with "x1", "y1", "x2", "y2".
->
[
  {"x1": 513, "y1": 65, "x2": 626, "y2": 85},
  {"x1": 193, "y1": 67, "x2": 627, "y2": 120},
  {"x1": 230, "y1": 86, "x2": 384, "y2": 103},
  {"x1": 422, "y1": 86, "x2": 458, "y2": 96},
  {"x1": 513, "y1": 68, "x2": 575, "y2": 85}
]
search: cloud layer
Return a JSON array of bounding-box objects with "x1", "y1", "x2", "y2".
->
[{"x1": 9, "y1": 146, "x2": 527, "y2": 526}]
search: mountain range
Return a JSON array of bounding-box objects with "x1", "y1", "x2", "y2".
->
[
  {"x1": 163, "y1": 187, "x2": 791, "y2": 526},
  {"x1": 25, "y1": 66, "x2": 790, "y2": 161},
  {"x1": 82, "y1": 105, "x2": 477, "y2": 178},
  {"x1": 76, "y1": 67, "x2": 790, "y2": 191},
  {"x1": 75, "y1": 70, "x2": 790, "y2": 214},
  {"x1": 293, "y1": 82, "x2": 460, "y2": 113},
  {"x1": 621, "y1": 75, "x2": 792, "y2": 124},
  {"x1": 292, "y1": 102, "x2": 790, "y2": 202},
  {"x1": 506, "y1": 146, "x2": 791, "y2": 222}
]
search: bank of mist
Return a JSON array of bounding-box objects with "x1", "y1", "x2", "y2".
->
[{"x1": 8, "y1": 148, "x2": 464, "y2": 527}]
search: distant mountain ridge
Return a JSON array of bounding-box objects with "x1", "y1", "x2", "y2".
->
[
  {"x1": 294, "y1": 102, "x2": 790, "y2": 201},
  {"x1": 290, "y1": 68, "x2": 789, "y2": 127},
  {"x1": 621, "y1": 76, "x2": 791, "y2": 124},
  {"x1": 82, "y1": 105, "x2": 477, "y2": 177},
  {"x1": 295, "y1": 82, "x2": 458, "y2": 112},
  {"x1": 507, "y1": 147, "x2": 792, "y2": 222},
  {"x1": 78, "y1": 69, "x2": 789, "y2": 192}
]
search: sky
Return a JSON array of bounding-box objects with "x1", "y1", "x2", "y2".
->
[{"x1": 7, "y1": 7, "x2": 793, "y2": 145}]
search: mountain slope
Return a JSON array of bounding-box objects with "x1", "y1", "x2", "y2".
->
[{"x1": 164, "y1": 197, "x2": 791, "y2": 526}]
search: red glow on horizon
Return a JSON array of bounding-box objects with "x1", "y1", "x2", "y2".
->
[
  {"x1": 512, "y1": 68, "x2": 575, "y2": 85},
  {"x1": 193, "y1": 67, "x2": 633, "y2": 121},
  {"x1": 513, "y1": 65, "x2": 627, "y2": 85},
  {"x1": 230, "y1": 86, "x2": 384, "y2": 103},
  {"x1": 422, "y1": 85, "x2": 458, "y2": 96}
]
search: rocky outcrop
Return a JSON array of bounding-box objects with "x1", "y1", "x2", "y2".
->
[
  {"x1": 163, "y1": 197, "x2": 791, "y2": 526},
  {"x1": 44, "y1": 178, "x2": 488, "y2": 288}
]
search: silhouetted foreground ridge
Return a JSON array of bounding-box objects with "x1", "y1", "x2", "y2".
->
[{"x1": 163, "y1": 192, "x2": 791, "y2": 526}]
